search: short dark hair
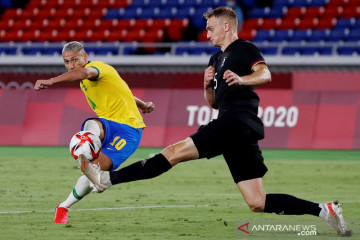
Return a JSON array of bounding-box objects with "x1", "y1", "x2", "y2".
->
[{"x1": 203, "y1": 6, "x2": 238, "y2": 30}]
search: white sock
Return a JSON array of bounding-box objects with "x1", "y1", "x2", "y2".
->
[
  {"x1": 59, "y1": 175, "x2": 92, "y2": 209},
  {"x1": 83, "y1": 119, "x2": 101, "y2": 138},
  {"x1": 319, "y1": 203, "x2": 327, "y2": 219}
]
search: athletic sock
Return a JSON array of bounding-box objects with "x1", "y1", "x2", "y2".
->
[
  {"x1": 59, "y1": 175, "x2": 92, "y2": 209},
  {"x1": 264, "y1": 193, "x2": 321, "y2": 216},
  {"x1": 109, "y1": 153, "x2": 172, "y2": 185}
]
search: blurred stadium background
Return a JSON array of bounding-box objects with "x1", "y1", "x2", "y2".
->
[{"x1": 0, "y1": 0, "x2": 359, "y2": 149}]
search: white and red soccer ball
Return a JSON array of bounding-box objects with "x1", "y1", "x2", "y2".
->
[{"x1": 69, "y1": 131, "x2": 101, "y2": 161}]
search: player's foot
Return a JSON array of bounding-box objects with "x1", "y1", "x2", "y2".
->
[
  {"x1": 79, "y1": 154, "x2": 112, "y2": 193},
  {"x1": 54, "y1": 205, "x2": 68, "y2": 224},
  {"x1": 320, "y1": 201, "x2": 352, "y2": 237}
]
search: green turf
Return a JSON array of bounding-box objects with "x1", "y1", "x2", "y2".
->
[{"x1": 0, "y1": 147, "x2": 359, "y2": 240}]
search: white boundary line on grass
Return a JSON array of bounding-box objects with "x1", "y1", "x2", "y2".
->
[
  {"x1": 0, "y1": 203, "x2": 242, "y2": 215},
  {"x1": 2, "y1": 200, "x2": 359, "y2": 215}
]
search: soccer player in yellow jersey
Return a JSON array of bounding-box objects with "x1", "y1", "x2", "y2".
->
[{"x1": 34, "y1": 41, "x2": 155, "y2": 224}]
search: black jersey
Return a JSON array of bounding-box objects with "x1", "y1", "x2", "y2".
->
[{"x1": 208, "y1": 39, "x2": 266, "y2": 139}]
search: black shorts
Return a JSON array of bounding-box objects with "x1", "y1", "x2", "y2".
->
[{"x1": 190, "y1": 111, "x2": 268, "y2": 183}]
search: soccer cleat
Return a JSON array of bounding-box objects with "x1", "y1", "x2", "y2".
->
[
  {"x1": 54, "y1": 205, "x2": 68, "y2": 224},
  {"x1": 320, "y1": 201, "x2": 352, "y2": 236},
  {"x1": 79, "y1": 154, "x2": 111, "y2": 193}
]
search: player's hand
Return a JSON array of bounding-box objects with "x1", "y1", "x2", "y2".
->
[
  {"x1": 224, "y1": 70, "x2": 244, "y2": 86},
  {"x1": 142, "y1": 102, "x2": 155, "y2": 114},
  {"x1": 204, "y1": 66, "x2": 215, "y2": 89},
  {"x1": 34, "y1": 79, "x2": 54, "y2": 91}
]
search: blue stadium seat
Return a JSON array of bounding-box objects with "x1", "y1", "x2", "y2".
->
[
  {"x1": 158, "y1": 7, "x2": 177, "y2": 19},
  {"x1": 0, "y1": 46, "x2": 17, "y2": 55},
  {"x1": 22, "y1": 47, "x2": 42, "y2": 55},
  {"x1": 123, "y1": 46, "x2": 137, "y2": 55},
  {"x1": 121, "y1": 7, "x2": 142, "y2": 19},
  {"x1": 241, "y1": 0, "x2": 256, "y2": 7},
  {"x1": 104, "y1": 9, "x2": 122, "y2": 20},
  {"x1": 206, "y1": 47, "x2": 219, "y2": 55},
  {"x1": 253, "y1": 30, "x2": 274, "y2": 42},
  {"x1": 291, "y1": 0, "x2": 309, "y2": 7},
  {"x1": 282, "y1": 47, "x2": 299, "y2": 55},
  {"x1": 327, "y1": 29, "x2": 347, "y2": 42},
  {"x1": 248, "y1": 7, "x2": 269, "y2": 19},
  {"x1": 202, "y1": 0, "x2": 218, "y2": 7},
  {"x1": 272, "y1": 30, "x2": 292, "y2": 42},
  {"x1": 166, "y1": 0, "x2": 181, "y2": 7},
  {"x1": 300, "y1": 46, "x2": 318, "y2": 55},
  {"x1": 268, "y1": 7, "x2": 285, "y2": 18},
  {"x1": 148, "y1": 0, "x2": 164, "y2": 7},
  {"x1": 317, "y1": 47, "x2": 332, "y2": 55},
  {"x1": 191, "y1": 7, "x2": 210, "y2": 29},
  {"x1": 141, "y1": 7, "x2": 159, "y2": 19},
  {"x1": 95, "y1": 46, "x2": 119, "y2": 55},
  {"x1": 272, "y1": 0, "x2": 290, "y2": 7},
  {"x1": 213, "y1": 0, "x2": 227, "y2": 7},
  {"x1": 85, "y1": 47, "x2": 97, "y2": 55},
  {"x1": 131, "y1": 0, "x2": 147, "y2": 7},
  {"x1": 289, "y1": 30, "x2": 310, "y2": 42},
  {"x1": 41, "y1": 47, "x2": 62, "y2": 55},
  {"x1": 189, "y1": 47, "x2": 208, "y2": 55},
  {"x1": 346, "y1": 29, "x2": 360, "y2": 42},
  {"x1": 175, "y1": 6, "x2": 195, "y2": 19},
  {"x1": 175, "y1": 46, "x2": 190, "y2": 55},
  {"x1": 333, "y1": 18, "x2": 354, "y2": 30},
  {"x1": 308, "y1": 30, "x2": 329, "y2": 42},
  {"x1": 259, "y1": 47, "x2": 278, "y2": 55},
  {"x1": 352, "y1": 19, "x2": 360, "y2": 29},
  {"x1": 308, "y1": 0, "x2": 327, "y2": 7},
  {"x1": 337, "y1": 47, "x2": 359, "y2": 55}
]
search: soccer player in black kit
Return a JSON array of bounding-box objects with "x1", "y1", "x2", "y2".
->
[{"x1": 80, "y1": 6, "x2": 350, "y2": 236}]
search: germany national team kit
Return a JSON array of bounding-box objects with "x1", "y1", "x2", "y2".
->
[{"x1": 191, "y1": 39, "x2": 268, "y2": 183}]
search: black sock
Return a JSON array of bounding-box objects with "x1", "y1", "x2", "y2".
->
[
  {"x1": 109, "y1": 153, "x2": 172, "y2": 185},
  {"x1": 264, "y1": 193, "x2": 321, "y2": 216}
]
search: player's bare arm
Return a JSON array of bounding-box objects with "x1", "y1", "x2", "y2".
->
[
  {"x1": 204, "y1": 66, "x2": 218, "y2": 109},
  {"x1": 224, "y1": 64, "x2": 271, "y2": 86},
  {"x1": 134, "y1": 96, "x2": 155, "y2": 114},
  {"x1": 34, "y1": 67, "x2": 98, "y2": 91}
]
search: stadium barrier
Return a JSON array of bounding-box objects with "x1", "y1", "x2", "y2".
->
[{"x1": 0, "y1": 72, "x2": 359, "y2": 149}]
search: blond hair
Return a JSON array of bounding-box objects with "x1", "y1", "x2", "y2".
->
[{"x1": 203, "y1": 6, "x2": 238, "y2": 31}]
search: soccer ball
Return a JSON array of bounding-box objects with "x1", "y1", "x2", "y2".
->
[{"x1": 69, "y1": 131, "x2": 102, "y2": 161}]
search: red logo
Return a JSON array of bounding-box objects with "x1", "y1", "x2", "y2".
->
[{"x1": 238, "y1": 222, "x2": 250, "y2": 234}]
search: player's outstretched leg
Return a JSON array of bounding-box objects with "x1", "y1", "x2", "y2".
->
[
  {"x1": 54, "y1": 175, "x2": 92, "y2": 224},
  {"x1": 80, "y1": 153, "x2": 173, "y2": 192}
]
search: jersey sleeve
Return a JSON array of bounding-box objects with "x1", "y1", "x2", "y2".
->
[
  {"x1": 85, "y1": 61, "x2": 104, "y2": 81},
  {"x1": 245, "y1": 43, "x2": 266, "y2": 71}
]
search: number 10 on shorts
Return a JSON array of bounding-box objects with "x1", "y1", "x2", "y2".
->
[{"x1": 110, "y1": 136, "x2": 127, "y2": 151}]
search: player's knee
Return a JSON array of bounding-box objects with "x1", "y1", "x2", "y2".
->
[
  {"x1": 247, "y1": 200, "x2": 265, "y2": 212},
  {"x1": 162, "y1": 144, "x2": 181, "y2": 166},
  {"x1": 83, "y1": 119, "x2": 104, "y2": 140},
  {"x1": 161, "y1": 138, "x2": 198, "y2": 166}
]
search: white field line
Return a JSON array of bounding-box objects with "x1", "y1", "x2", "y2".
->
[
  {"x1": 0, "y1": 203, "x2": 242, "y2": 215},
  {"x1": 1, "y1": 200, "x2": 359, "y2": 215}
]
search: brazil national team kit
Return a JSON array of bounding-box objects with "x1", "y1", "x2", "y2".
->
[{"x1": 80, "y1": 61, "x2": 145, "y2": 171}]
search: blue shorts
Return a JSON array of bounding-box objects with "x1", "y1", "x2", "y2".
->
[{"x1": 81, "y1": 118, "x2": 142, "y2": 171}]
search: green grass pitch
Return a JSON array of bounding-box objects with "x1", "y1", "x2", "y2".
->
[{"x1": 0, "y1": 146, "x2": 359, "y2": 240}]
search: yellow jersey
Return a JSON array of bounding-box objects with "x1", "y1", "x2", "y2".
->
[{"x1": 80, "y1": 61, "x2": 145, "y2": 129}]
